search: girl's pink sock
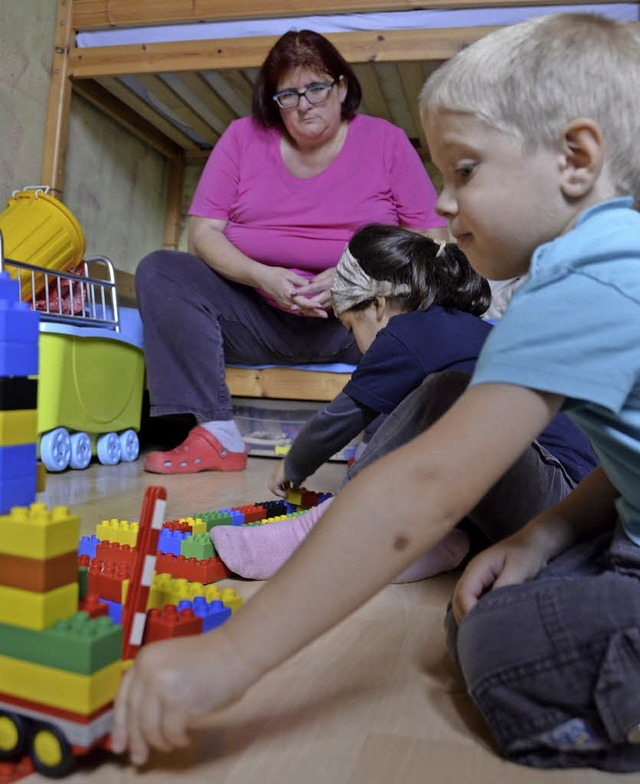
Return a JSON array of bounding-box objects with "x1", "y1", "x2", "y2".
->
[
  {"x1": 210, "y1": 497, "x2": 334, "y2": 579},
  {"x1": 211, "y1": 496, "x2": 469, "y2": 582}
]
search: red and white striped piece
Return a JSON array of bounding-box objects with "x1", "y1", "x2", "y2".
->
[{"x1": 121, "y1": 486, "x2": 167, "y2": 661}]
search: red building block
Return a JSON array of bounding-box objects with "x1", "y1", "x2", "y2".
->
[
  {"x1": 95, "y1": 540, "x2": 137, "y2": 569},
  {"x1": 0, "y1": 756, "x2": 35, "y2": 784},
  {"x1": 234, "y1": 504, "x2": 265, "y2": 523},
  {"x1": 87, "y1": 560, "x2": 129, "y2": 603},
  {"x1": 142, "y1": 604, "x2": 203, "y2": 644},
  {"x1": 162, "y1": 520, "x2": 193, "y2": 534},
  {"x1": 155, "y1": 552, "x2": 231, "y2": 583},
  {"x1": 77, "y1": 593, "x2": 110, "y2": 618}
]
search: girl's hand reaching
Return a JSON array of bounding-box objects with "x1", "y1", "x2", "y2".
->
[{"x1": 269, "y1": 460, "x2": 292, "y2": 498}]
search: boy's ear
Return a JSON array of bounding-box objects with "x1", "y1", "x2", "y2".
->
[{"x1": 559, "y1": 118, "x2": 605, "y2": 199}]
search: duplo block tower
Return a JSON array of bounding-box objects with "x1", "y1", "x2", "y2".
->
[
  {"x1": 0, "y1": 268, "x2": 122, "y2": 778},
  {"x1": 0, "y1": 270, "x2": 39, "y2": 512}
]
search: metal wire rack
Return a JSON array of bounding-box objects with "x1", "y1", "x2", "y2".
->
[{"x1": 0, "y1": 229, "x2": 120, "y2": 331}]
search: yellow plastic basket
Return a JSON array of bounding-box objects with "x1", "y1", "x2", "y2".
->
[{"x1": 0, "y1": 186, "x2": 85, "y2": 301}]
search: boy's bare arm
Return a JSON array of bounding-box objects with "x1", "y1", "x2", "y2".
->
[
  {"x1": 453, "y1": 465, "x2": 618, "y2": 621},
  {"x1": 113, "y1": 382, "x2": 561, "y2": 764}
]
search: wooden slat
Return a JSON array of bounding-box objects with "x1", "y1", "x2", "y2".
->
[
  {"x1": 397, "y1": 61, "x2": 429, "y2": 150},
  {"x1": 163, "y1": 157, "x2": 186, "y2": 249},
  {"x1": 352, "y1": 63, "x2": 388, "y2": 121},
  {"x1": 171, "y1": 72, "x2": 238, "y2": 134},
  {"x1": 134, "y1": 73, "x2": 220, "y2": 146},
  {"x1": 375, "y1": 62, "x2": 419, "y2": 140},
  {"x1": 95, "y1": 76, "x2": 199, "y2": 149},
  {"x1": 72, "y1": 0, "x2": 615, "y2": 30},
  {"x1": 199, "y1": 69, "x2": 255, "y2": 118},
  {"x1": 41, "y1": 0, "x2": 76, "y2": 196},
  {"x1": 69, "y1": 28, "x2": 502, "y2": 78},
  {"x1": 225, "y1": 367, "x2": 351, "y2": 402},
  {"x1": 72, "y1": 79, "x2": 183, "y2": 158}
]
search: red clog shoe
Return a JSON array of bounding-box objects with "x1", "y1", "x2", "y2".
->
[{"x1": 143, "y1": 425, "x2": 247, "y2": 474}]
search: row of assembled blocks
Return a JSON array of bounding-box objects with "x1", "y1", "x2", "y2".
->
[{"x1": 86, "y1": 552, "x2": 232, "y2": 602}]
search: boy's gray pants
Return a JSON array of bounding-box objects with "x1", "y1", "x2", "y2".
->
[
  {"x1": 347, "y1": 370, "x2": 640, "y2": 771},
  {"x1": 448, "y1": 525, "x2": 640, "y2": 771}
]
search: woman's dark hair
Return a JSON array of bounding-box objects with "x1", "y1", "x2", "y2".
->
[
  {"x1": 348, "y1": 224, "x2": 491, "y2": 317},
  {"x1": 253, "y1": 30, "x2": 362, "y2": 130}
]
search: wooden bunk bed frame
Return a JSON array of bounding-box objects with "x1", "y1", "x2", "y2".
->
[{"x1": 41, "y1": 0, "x2": 633, "y2": 402}]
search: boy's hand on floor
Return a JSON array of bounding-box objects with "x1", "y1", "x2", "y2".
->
[
  {"x1": 111, "y1": 631, "x2": 251, "y2": 766},
  {"x1": 452, "y1": 531, "x2": 548, "y2": 624}
]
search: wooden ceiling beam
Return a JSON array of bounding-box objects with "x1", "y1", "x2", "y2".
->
[{"x1": 69, "y1": 27, "x2": 502, "y2": 78}]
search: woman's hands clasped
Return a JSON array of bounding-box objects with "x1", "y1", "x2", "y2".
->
[{"x1": 260, "y1": 266, "x2": 334, "y2": 317}]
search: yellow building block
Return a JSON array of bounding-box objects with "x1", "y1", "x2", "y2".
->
[
  {"x1": 0, "y1": 504, "x2": 79, "y2": 559},
  {"x1": 146, "y1": 574, "x2": 243, "y2": 614},
  {"x1": 36, "y1": 462, "x2": 47, "y2": 493},
  {"x1": 147, "y1": 572, "x2": 172, "y2": 611},
  {"x1": 0, "y1": 409, "x2": 37, "y2": 447},
  {"x1": 0, "y1": 582, "x2": 78, "y2": 630},
  {"x1": 219, "y1": 587, "x2": 243, "y2": 614},
  {"x1": 95, "y1": 519, "x2": 138, "y2": 546},
  {"x1": 0, "y1": 654, "x2": 121, "y2": 714},
  {"x1": 179, "y1": 517, "x2": 206, "y2": 535}
]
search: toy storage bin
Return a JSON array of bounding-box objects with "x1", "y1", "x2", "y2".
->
[
  {"x1": 37, "y1": 320, "x2": 145, "y2": 471},
  {"x1": 232, "y1": 398, "x2": 361, "y2": 461}
]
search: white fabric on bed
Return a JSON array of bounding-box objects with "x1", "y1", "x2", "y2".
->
[{"x1": 77, "y1": 4, "x2": 639, "y2": 47}]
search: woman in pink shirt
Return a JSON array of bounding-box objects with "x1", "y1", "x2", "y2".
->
[{"x1": 137, "y1": 29, "x2": 447, "y2": 474}]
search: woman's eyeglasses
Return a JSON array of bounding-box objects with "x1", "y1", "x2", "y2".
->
[{"x1": 272, "y1": 80, "x2": 337, "y2": 109}]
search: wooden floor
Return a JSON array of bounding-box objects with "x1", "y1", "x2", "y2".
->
[{"x1": 29, "y1": 455, "x2": 639, "y2": 784}]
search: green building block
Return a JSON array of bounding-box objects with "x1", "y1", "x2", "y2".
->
[
  {"x1": 77, "y1": 564, "x2": 89, "y2": 601},
  {"x1": 0, "y1": 611, "x2": 122, "y2": 674},
  {"x1": 194, "y1": 511, "x2": 233, "y2": 531},
  {"x1": 180, "y1": 532, "x2": 215, "y2": 560}
]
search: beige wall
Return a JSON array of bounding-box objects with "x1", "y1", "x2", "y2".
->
[{"x1": 0, "y1": 0, "x2": 168, "y2": 275}]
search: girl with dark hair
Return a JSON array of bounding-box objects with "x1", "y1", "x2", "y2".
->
[
  {"x1": 136, "y1": 30, "x2": 448, "y2": 476},
  {"x1": 210, "y1": 225, "x2": 597, "y2": 581}
]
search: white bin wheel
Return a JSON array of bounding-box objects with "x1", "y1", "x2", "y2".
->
[
  {"x1": 69, "y1": 432, "x2": 92, "y2": 470},
  {"x1": 119, "y1": 429, "x2": 140, "y2": 462},
  {"x1": 40, "y1": 428, "x2": 71, "y2": 472},
  {"x1": 96, "y1": 432, "x2": 122, "y2": 466}
]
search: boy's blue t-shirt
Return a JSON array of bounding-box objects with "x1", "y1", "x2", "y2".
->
[
  {"x1": 470, "y1": 197, "x2": 640, "y2": 543},
  {"x1": 346, "y1": 306, "x2": 596, "y2": 485}
]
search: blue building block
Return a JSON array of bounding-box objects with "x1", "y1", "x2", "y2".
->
[
  {"x1": 103, "y1": 598, "x2": 123, "y2": 625},
  {"x1": 0, "y1": 339, "x2": 38, "y2": 376},
  {"x1": 77, "y1": 534, "x2": 100, "y2": 560},
  {"x1": 0, "y1": 474, "x2": 37, "y2": 514},
  {"x1": 0, "y1": 298, "x2": 39, "y2": 344},
  {"x1": 182, "y1": 597, "x2": 232, "y2": 632},
  {"x1": 158, "y1": 528, "x2": 189, "y2": 556},
  {"x1": 0, "y1": 443, "x2": 37, "y2": 479},
  {"x1": 218, "y1": 508, "x2": 244, "y2": 526},
  {"x1": 0, "y1": 271, "x2": 20, "y2": 302}
]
